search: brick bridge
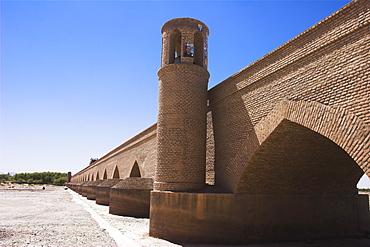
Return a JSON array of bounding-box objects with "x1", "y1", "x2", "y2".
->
[{"x1": 67, "y1": 0, "x2": 370, "y2": 245}]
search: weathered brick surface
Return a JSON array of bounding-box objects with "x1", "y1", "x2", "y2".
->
[
  {"x1": 209, "y1": 0, "x2": 370, "y2": 192},
  {"x1": 112, "y1": 177, "x2": 153, "y2": 190},
  {"x1": 86, "y1": 180, "x2": 105, "y2": 200},
  {"x1": 155, "y1": 64, "x2": 209, "y2": 191},
  {"x1": 149, "y1": 191, "x2": 370, "y2": 245},
  {"x1": 161, "y1": 18, "x2": 209, "y2": 68},
  {"x1": 95, "y1": 178, "x2": 122, "y2": 206},
  {"x1": 109, "y1": 178, "x2": 153, "y2": 217},
  {"x1": 154, "y1": 18, "x2": 210, "y2": 192},
  {"x1": 70, "y1": 0, "x2": 369, "y2": 197}
]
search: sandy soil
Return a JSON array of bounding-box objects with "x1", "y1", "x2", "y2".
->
[
  {"x1": 1, "y1": 184, "x2": 370, "y2": 247},
  {"x1": 0, "y1": 184, "x2": 117, "y2": 246}
]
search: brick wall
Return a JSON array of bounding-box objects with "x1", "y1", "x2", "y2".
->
[
  {"x1": 155, "y1": 64, "x2": 209, "y2": 191},
  {"x1": 71, "y1": 0, "x2": 369, "y2": 195},
  {"x1": 154, "y1": 18, "x2": 210, "y2": 192},
  {"x1": 209, "y1": 0, "x2": 370, "y2": 192}
]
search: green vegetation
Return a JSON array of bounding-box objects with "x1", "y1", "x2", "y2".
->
[{"x1": 0, "y1": 172, "x2": 67, "y2": 186}]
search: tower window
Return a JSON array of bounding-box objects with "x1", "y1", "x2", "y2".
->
[
  {"x1": 169, "y1": 29, "x2": 182, "y2": 64},
  {"x1": 194, "y1": 31, "x2": 204, "y2": 66}
]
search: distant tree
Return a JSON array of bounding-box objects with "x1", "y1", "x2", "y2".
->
[
  {"x1": 0, "y1": 174, "x2": 11, "y2": 182},
  {"x1": 5, "y1": 172, "x2": 67, "y2": 185},
  {"x1": 53, "y1": 177, "x2": 67, "y2": 186}
]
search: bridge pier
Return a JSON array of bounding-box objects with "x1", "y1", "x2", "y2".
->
[
  {"x1": 82, "y1": 181, "x2": 97, "y2": 197},
  {"x1": 150, "y1": 191, "x2": 370, "y2": 245},
  {"x1": 86, "y1": 180, "x2": 105, "y2": 200},
  {"x1": 95, "y1": 179, "x2": 122, "y2": 206},
  {"x1": 76, "y1": 181, "x2": 89, "y2": 195},
  {"x1": 109, "y1": 178, "x2": 153, "y2": 218}
]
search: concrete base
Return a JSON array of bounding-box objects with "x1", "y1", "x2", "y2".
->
[
  {"x1": 86, "y1": 180, "x2": 105, "y2": 200},
  {"x1": 82, "y1": 181, "x2": 97, "y2": 197},
  {"x1": 77, "y1": 181, "x2": 89, "y2": 195},
  {"x1": 65, "y1": 183, "x2": 78, "y2": 192},
  {"x1": 84, "y1": 186, "x2": 93, "y2": 198},
  {"x1": 109, "y1": 188, "x2": 152, "y2": 218},
  {"x1": 109, "y1": 178, "x2": 153, "y2": 218},
  {"x1": 95, "y1": 179, "x2": 122, "y2": 206},
  {"x1": 96, "y1": 187, "x2": 111, "y2": 205},
  {"x1": 149, "y1": 191, "x2": 370, "y2": 245}
]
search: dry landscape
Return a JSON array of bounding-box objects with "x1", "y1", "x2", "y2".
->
[{"x1": 1, "y1": 184, "x2": 370, "y2": 247}]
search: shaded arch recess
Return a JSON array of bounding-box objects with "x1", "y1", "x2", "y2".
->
[
  {"x1": 228, "y1": 100, "x2": 369, "y2": 193},
  {"x1": 236, "y1": 119, "x2": 363, "y2": 194},
  {"x1": 113, "y1": 166, "x2": 120, "y2": 179},
  {"x1": 130, "y1": 161, "x2": 142, "y2": 177},
  {"x1": 194, "y1": 31, "x2": 204, "y2": 66},
  {"x1": 169, "y1": 29, "x2": 182, "y2": 64}
]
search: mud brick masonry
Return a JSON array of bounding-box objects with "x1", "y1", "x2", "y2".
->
[{"x1": 66, "y1": 0, "x2": 370, "y2": 244}]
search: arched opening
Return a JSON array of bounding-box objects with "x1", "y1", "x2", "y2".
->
[
  {"x1": 103, "y1": 169, "x2": 107, "y2": 179},
  {"x1": 236, "y1": 119, "x2": 363, "y2": 194},
  {"x1": 113, "y1": 166, "x2": 120, "y2": 179},
  {"x1": 169, "y1": 29, "x2": 182, "y2": 64},
  {"x1": 194, "y1": 31, "x2": 204, "y2": 66},
  {"x1": 130, "y1": 161, "x2": 141, "y2": 177},
  {"x1": 96, "y1": 171, "x2": 99, "y2": 180}
]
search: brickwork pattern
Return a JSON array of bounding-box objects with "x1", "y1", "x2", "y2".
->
[
  {"x1": 161, "y1": 18, "x2": 209, "y2": 68},
  {"x1": 112, "y1": 177, "x2": 153, "y2": 190},
  {"x1": 70, "y1": 0, "x2": 369, "y2": 197},
  {"x1": 206, "y1": 110, "x2": 215, "y2": 185},
  {"x1": 210, "y1": 100, "x2": 369, "y2": 194},
  {"x1": 209, "y1": 0, "x2": 370, "y2": 192},
  {"x1": 155, "y1": 63, "x2": 209, "y2": 191}
]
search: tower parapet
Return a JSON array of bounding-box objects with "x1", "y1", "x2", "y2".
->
[
  {"x1": 161, "y1": 18, "x2": 209, "y2": 68},
  {"x1": 154, "y1": 18, "x2": 210, "y2": 192}
]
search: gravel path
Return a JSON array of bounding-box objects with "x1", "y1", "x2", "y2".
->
[
  {"x1": 0, "y1": 185, "x2": 117, "y2": 246},
  {"x1": 1, "y1": 185, "x2": 370, "y2": 247},
  {"x1": 0, "y1": 185, "x2": 177, "y2": 247}
]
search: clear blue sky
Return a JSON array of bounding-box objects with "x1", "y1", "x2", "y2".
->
[{"x1": 2, "y1": 0, "x2": 369, "y2": 187}]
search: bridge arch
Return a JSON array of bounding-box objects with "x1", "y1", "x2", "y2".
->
[
  {"x1": 96, "y1": 171, "x2": 99, "y2": 180},
  {"x1": 112, "y1": 166, "x2": 120, "y2": 179},
  {"x1": 235, "y1": 100, "x2": 369, "y2": 194},
  {"x1": 103, "y1": 169, "x2": 107, "y2": 179},
  {"x1": 130, "y1": 161, "x2": 142, "y2": 177}
]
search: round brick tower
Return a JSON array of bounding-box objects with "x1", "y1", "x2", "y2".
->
[{"x1": 154, "y1": 18, "x2": 210, "y2": 192}]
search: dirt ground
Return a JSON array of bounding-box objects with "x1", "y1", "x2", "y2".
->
[{"x1": 1, "y1": 184, "x2": 370, "y2": 247}]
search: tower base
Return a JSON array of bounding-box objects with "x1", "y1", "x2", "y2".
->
[{"x1": 149, "y1": 191, "x2": 370, "y2": 245}]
